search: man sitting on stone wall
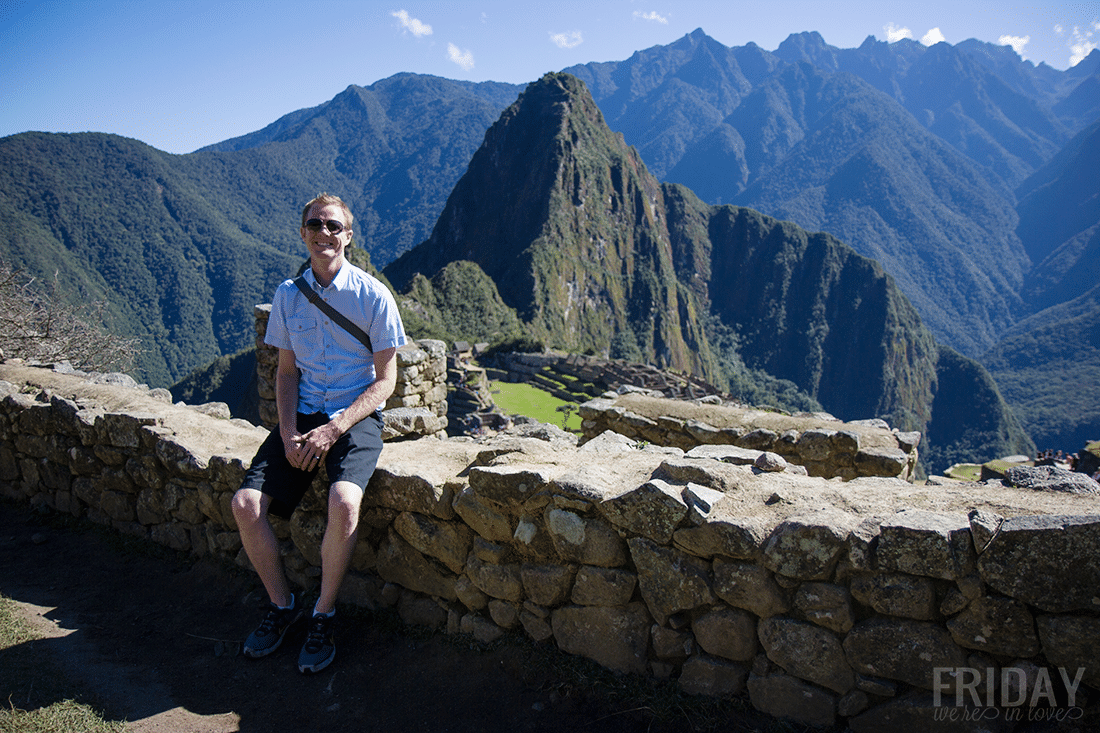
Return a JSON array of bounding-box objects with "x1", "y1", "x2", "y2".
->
[{"x1": 232, "y1": 193, "x2": 406, "y2": 674}]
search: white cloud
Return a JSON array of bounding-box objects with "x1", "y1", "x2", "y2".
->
[
  {"x1": 884, "y1": 23, "x2": 913, "y2": 43},
  {"x1": 1054, "y1": 24, "x2": 1064, "y2": 35},
  {"x1": 1069, "y1": 21, "x2": 1100, "y2": 66},
  {"x1": 921, "y1": 27, "x2": 946, "y2": 46},
  {"x1": 998, "y1": 34, "x2": 1030, "y2": 59},
  {"x1": 633, "y1": 10, "x2": 668, "y2": 24},
  {"x1": 550, "y1": 30, "x2": 584, "y2": 49},
  {"x1": 392, "y1": 10, "x2": 432, "y2": 37},
  {"x1": 447, "y1": 43, "x2": 475, "y2": 71}
]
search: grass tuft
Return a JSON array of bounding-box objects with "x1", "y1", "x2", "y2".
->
[{"x1": 0, "y1": 593, "x2": 125, "y2": 733}]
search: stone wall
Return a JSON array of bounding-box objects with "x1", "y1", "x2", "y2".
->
[
  {"x1": 1, "y1": 363, "x2": 1098, "y2": 731},
  {"x1": 253, "y1": 305, "x2": 448, "y2": 439},
  {"x1": 581, "y1": 392, "x2": 922, "y2": 481},
  {"x1": 490, "y1": 351, "x2": 721, "y2": 401}
]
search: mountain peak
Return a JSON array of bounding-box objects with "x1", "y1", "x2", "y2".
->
[{"x1": 384, "y1": 71, "x2": 715, "y2": 372}]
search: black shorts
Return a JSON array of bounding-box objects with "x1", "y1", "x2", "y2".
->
[{"x1": 239, "y1": 411, "x2": 384, "y2": 520}]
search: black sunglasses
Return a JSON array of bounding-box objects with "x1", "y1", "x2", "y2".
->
[{"x1": 304, "y1": 218, "x2": 346, "y2": 234}]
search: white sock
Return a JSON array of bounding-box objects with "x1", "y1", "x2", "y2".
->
[{"x1": 277, "y1": 593, "x2": 294, "y2": 610}]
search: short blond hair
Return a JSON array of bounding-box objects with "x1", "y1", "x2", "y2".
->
[{"x1": 301, "y1": 193, "x2": 354, "y2": 233}]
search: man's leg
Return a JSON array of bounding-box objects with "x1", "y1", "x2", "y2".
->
[
  {"x1": 314, "y1": 480, "x2": 364, "y2": 614},
  {"x1": 232, "y1": 488, "x2": 291, "y2": 608},
  {"x1": 233, "y1": 487, "x2": 304, "y2": 659},
  {"x1": 298, "y1": 480, "x2": 363, "y2": 674}
]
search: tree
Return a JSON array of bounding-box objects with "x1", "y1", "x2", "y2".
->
[{"x1": 0, "y1": 263, "x2": 142, "y2": 373}]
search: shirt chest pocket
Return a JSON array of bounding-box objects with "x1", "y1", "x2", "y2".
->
[{"x1": 285, "y1": 317, "x2": 319, "y2": 353}]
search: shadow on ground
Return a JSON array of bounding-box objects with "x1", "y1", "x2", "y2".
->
[{"x1": 1, "y1": 501, "x2": 775, "y2": 733}]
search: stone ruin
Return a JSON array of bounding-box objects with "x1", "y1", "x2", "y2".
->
[{"x1": 1, "y1": 310, "x2": 1098, "y2": 730}]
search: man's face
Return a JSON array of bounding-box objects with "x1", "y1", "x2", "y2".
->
[{"x1": 300, "y1": 202, "x2": 352, "y2": 266}]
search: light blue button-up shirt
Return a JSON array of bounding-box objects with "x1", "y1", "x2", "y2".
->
[{"x1": 265, "y1": 263, "x2": 407, "y2": 418}]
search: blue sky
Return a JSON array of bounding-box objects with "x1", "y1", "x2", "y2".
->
[{"x1": 1, "y1": 0, "x2": 1097, "y2": 154}]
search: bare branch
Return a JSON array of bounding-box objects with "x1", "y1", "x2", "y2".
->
[{"x1": 0, "y1": 262, "x2": 143, "y2": 373}]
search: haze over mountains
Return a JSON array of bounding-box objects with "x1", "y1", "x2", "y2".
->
[{"x1": 0, "y1": 29, "x2": 1096, "y2": 460}]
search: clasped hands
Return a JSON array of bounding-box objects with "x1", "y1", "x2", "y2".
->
[{"x1": 282, "y1": 423, "x2": 341, "y2": 471}]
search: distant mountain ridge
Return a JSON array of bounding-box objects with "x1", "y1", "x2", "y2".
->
[
  {"x1": 564, "y1": 29, "x2": 1096, "y2": 357},
  {"x1": 0, "y1": 28, "x2": 1095, "y2": 455}
]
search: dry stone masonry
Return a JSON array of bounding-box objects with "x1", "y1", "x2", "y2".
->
[
  {"x1": 580, "y1": 392, "x2": 921, "y2": 481},
  {"x1": 1, "y1": 356, "x2": 1098, "y2": 731}
]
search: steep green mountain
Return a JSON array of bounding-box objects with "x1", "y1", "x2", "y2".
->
[
  {"x1": 983, "y1": 285, "x2": 1100, "y2": 452},
  {"x1": 386, "y1": 74, "x2": 719, "y2": 380},
  {"x1": 385, "y1": 73, "x2": 1031, "y2": 472},
  {"x1": 982, "y1": 119, "x2": 1100, "y2": 449},
  {"x1": 725, "y1": 62, "x2": 1027, "y2": 356},
  {"x1": 0, "y1": 132, "x2": 300, "y2": 385},
  {"x1": 1015, "y1": 119, "x2": 1100, "y2": 313},
  {"x1": 0, "y1": 75, "x2": 522, "y2": 385}
]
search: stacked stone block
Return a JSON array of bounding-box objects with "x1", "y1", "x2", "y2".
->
[
  {"x1": 1, "y1": 365, "x2": 1098, "y2": 731},
  {"x1": 580, "y1": 393, "x2": 921, "y2": 481}
]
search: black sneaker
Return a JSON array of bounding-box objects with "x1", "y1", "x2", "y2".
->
[
  {"x1": 298, "y1": 612, "x2": 336, "y2": 674},
  {"x1": 242, "y1": 597, "x2": 303, "y2": 659}
]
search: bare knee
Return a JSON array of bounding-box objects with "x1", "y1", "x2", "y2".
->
[
  {"x1": 328, "y1": 483, "x2": 363, "y2": 529},
  {"x1": 232, "y1": 488, "x2": 266, "y2": 527}
]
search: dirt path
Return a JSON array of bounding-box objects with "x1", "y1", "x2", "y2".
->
[{"x1": 0, "y1": 502, "x2": 767, "y2": 733}]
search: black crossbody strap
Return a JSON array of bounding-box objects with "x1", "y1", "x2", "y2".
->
[{"x1": 293, "y1": 276, "x2": 373, "y2": 353}]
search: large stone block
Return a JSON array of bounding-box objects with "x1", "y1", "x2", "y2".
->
[
  {"x1": 977, "y1": 514, "x2": 1100, "y2": 613},
  {"x1": 850, "y1": 572, "x2": 937, "y2": 620},
  {"x1": 544, "y1": 508, "x2": 627, "y2": 567},
  {"x1": 877, "y1": 510, "x2": 976, "y2": 581},
  {"x1": 599, "y1": 478, "x2": 688, "y2": 544},
  {"x1": 629, "y1": 536, "x2": 714, "y2": 625},
  {"x1": 376, "y1": 528, "x2": 458, "y2": 601},
  {"x1": 372, "y1": 461, "x2": 459, "y2": 520},
  {"x1": 792, "y1": 582, "x2": 855, "y2": 633},
  {"x1": 747, "y1": 672, "x2": 836, "y2": 728},
  {"x1": 551, "y1": 603, "x2": 651, "y2": 675},
  {"x1": 468, "y1": 465, "x2": 554, "y2": 505},
  {"x1": 945, "y1": 595, "x2": 1040, "y2": 657},
  {"x1": 761, "y1": 511, "x2": 858, "y2": 580},
  {"x1": 570, "y1": 565, "x2": 635, "y2": 606},
  {"x1": 843, "y1": 617, "x2": 967, "y2": 690},
  {"x1": 758, "y1": 617, "x2": 854, "y2": 694},
  {"x1": 693, "y1": 607, "x2": 757, "y2": 662},
  {"x1": 1035, "y1": 614, "x2": 1100, "y2": 688},
  {"x1": 464, "y1": 553, "x2": 524, "y2": 602},
  {"x1": 393, "y1": 511, "x2": 472, "y2": 574},
  {"x1": 713, "y1": 559, "x2": 790, "y2": 618},
  {"x1": 452, "y1": 486, "x2": 512, "y2": 542},
  {"x1": 520, "y1": 563, "x2": 577, "y2": 607},
  {"x1": 679, "y1": 655, "x2": 749, "y2": 697}
]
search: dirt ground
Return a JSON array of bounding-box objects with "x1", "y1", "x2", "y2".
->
[{"x1": 0, "y1": 501, "x2": 777, "y2": 733}]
